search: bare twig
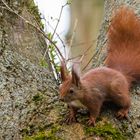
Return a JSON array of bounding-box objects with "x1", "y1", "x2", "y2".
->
[
  {"x1": 1, "y1": 0, "x2": 65, "y2": 62},
  {"x1": 82, "y1": 49, "x2": 99, "y2": 71},
  {"x1": 70, "y1": 40, "x2": 96, "y2": 47},
  {"x1": 28, "y1": 12, "x2": 62, "y2": 63},
  {"x1": 47, "y1": 21, "x2": 66, "y2": 50},
  {"x1": 67, "y1": 54, "x2": 83, "y2": 61},
  {"x1": 82, "y1": 55, "x2": 94, "y2": 71},
  {"x1": 51, "y1": 3, "x2": 68, "y2": 39},
  {"x1": 48, "y1": 3, "x2": 69, "y2": 60},
  {"x1": 69, "y1": 18, "x2": 78, "y2": 49},
  {"x1": 67, "y1": 40, "x2": 96, "y2": 63},
  {"x1": 79, "y1": 54, "x2": 85, "y2": 63},
  {"x1": 67, "y1": 19, "x2": 78, "y2": 59},
  {"x1": 77, "y1": 41, "x2": 96, "y2": 64}
]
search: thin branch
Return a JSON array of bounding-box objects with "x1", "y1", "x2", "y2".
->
[
  {"x1": 67, "y1": 19, "x2": 78, "y2": 59},
  {"x1": 82, "y1": 50, "x2": 99, "y2": 71},
  {"x1": 69, "y1": 18, "x2": 78, "y2": 49},
  {"x1": 67, "y1": 40, "x2": 96, "y2": 63},
  {"x1": 82, "y1": 56, "x2": 93, "y2": 71},
  {"x1": 28, "y1": 10, "x2": 64, "y2": 64},
  {"x1": 42, "y1": 41, "x2": 49, "y2": 60},
  {"x1": 67, "y1": 54, "x2": 83, "y2": 61},
  {"x1": 28, "y1": 11, "x2": 63, "y2": 63},
  {"x1": 70, "y1": 40, "x2": 96, "y2": 47},
  {"x1": 47, "y1": 21, "x2": 66, "y2": 49},
  {"x1": 48, "y1": 3, "x2": 68, "y2": 60},
  {"x1": 1, "y1": 0, "x2": 65, "y2": 62},
  {"x1": 77, "y1": 42, "x2": 96, "y2": 64},
  {"x1": 51, "y1": 3, "x2": 68, "y2": 39},
  {"x1": 79, "y1": 54, "x2": 85, "y2": 63}
]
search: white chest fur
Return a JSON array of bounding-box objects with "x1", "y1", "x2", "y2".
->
[{"x1": 69, "y1": 100, "x2": 87, "y2": 109}]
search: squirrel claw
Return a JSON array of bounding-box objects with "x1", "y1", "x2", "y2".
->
[
  {"x1": 87, "y1": 117, "x2": 96, "y2": 126},
  {"x1": 116, "y1": 109, "x2": 128, "y2": 119},
  {"x1": 65, "y1": 116, "x2": 77, "y2": 124}
]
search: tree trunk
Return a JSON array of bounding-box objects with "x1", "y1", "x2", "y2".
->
[
  {"x1": 93, "y1": 0, "x2": 140, "y2": 139},
  {"x1": 67, "y1": 0, "x2": 104, "y2": 69},
  {"x1": 0, "y1": 0, "x2": 58, "y2": 139}
]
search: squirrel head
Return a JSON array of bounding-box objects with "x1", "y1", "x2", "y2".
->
[{"x1": 59, "y1": 62, "x2": 83, "y2": 103}]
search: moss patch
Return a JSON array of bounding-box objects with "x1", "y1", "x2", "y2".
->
[
  {"x1": 84, "y1": 121, "x2": 127, "y2": 140},
  {"x1": 24, "y1": 131, "x2": 46, "y2": 140},
  {"x1": 32, "y1": 93, "x2": 44, "y2": 102},
  {"x1": 24, "y1": 124, "x2": 63, "y2": 140},
  {"x1": 23, "y1": 0, "x2": 44, "y2": 29}
]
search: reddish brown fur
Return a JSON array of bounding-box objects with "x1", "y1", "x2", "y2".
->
[
  {"x1": 59, "y1": 7, "x2": 140, "y2": 126},
  {"x1": 105, "y1": 7, "x2": 140, "y2": 85}
]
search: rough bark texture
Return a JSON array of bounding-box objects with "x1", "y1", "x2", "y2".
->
[
  {"x1": 0, "y1": 0, "x2": 58, "y2": 139},
  {"x1": 0, "y1": 50, "x2": 58, "y2": 140},
  {"x1": 0, "y1": 0, "x2": 140, "y2": 140},
  {"x1": 93, "y1": 0, "x2": 140, "y2": 139}
]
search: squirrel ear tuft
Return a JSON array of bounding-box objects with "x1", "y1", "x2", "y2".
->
[
  {"x1": 60, "y1": 61, "x2": 68, "y2": 82},
  {"x1": 72, "y1": 63, "x2": 80, "y2": 87}
]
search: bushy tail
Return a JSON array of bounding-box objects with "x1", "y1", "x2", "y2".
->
[{"x1": 105, "y1": 6, "x2": 140, "y2": 84}]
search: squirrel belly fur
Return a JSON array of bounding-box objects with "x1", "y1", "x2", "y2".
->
[{"x1": 59, "y1": 7, "x2": 140, "y2": 126}]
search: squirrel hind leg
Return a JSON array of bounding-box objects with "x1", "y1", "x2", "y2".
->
[
  {"x1": 110, "y1": 79, "x2": 131, "y2": 119},
  {"x1": 112, "y1": 91, "x2": 130, "y2": 119},
  {"x1": 113, "y1": 92, "x2": 130, "y2": 119},
  {"x1": 115, "y1": 94, "x2": 130, "y2": 119},
  {"x1": 116, "y1": 108, "x2": 129, "y2": 119}
]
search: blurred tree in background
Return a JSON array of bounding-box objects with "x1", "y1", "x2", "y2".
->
[{"x1": 67, "y1": 0, "x2": 104, "y2": 70}]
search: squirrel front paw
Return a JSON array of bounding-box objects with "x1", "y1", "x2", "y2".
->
[
  {"x1": 65, "y1": 115, "x2": 77, "y2": 124},
  {"x1": 87, "y1": 116, "x2": 96, "y2": 126}
]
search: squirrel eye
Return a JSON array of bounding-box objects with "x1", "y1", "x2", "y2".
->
[{"x1": 69, "y1": 88, "x2": 74, "y2": 94}]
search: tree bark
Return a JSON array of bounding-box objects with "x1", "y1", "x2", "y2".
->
[
  {"x1": 0, "y1": 0, "x2": 58, "y2": 139},
  {"x1": 93, "y1": 1, "x2": 140, "y2": 139}
]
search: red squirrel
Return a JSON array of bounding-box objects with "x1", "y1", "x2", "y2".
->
[{"x1": 59, "y1": 7, "x2": 140, "y2": 125}]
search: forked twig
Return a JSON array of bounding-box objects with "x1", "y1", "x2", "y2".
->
[
  {"x1": 51, "y1": 3, "x2": 68, "y2": 39},
  {"x1": 67, "y1": 40, "x2": 96, "y2": 64}
]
